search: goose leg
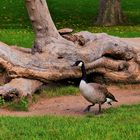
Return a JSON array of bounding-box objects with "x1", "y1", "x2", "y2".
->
[
  {"x1": 95, "y1": 104, "x2": 102, "y2": 115},
  {"x1": 108, "y1": 102, "x2": 112, "y2": 105},
  {"x1": 84, "y1": 104, "x2": 95, "y2": 112}
]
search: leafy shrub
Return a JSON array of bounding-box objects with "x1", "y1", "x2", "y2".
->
[{"x1": 8, "y1": 97, "x2": 29, "y2": 111}]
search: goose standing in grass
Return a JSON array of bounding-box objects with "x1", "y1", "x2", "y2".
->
[{"x1": 72, "y1": 60, "x2": 118, "y2": 114}]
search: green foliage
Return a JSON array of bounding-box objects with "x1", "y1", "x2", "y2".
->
[
  {"x1": 0, "y1": 96, "x2": 5, "y2": 106},
  {"x1": 7, "y1": 97, "x2": 29, "y2": 111},
  {"x1": 0, "y1": 104, "x2": 140, "y2": 140}
]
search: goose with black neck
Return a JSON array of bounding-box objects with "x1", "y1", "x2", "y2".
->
[{"x1": 72, "y1": 60, "x2": 118, "y2": 114}]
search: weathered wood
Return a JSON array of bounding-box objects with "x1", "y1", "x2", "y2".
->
[
  {"x1": 25, "y1": 0, "x2": 72, "y2": 53},
  {"x1": 0, "y1": 32, "x2": 140, "y2": 83},
  {"x1": 0, "y1": 36, "x2": 140, "y2": 99},
  {"x1": 0, "y1": 78, "x2": 42, "y2": 98},
  {"x1": 58, "y1": 28, "x2": 73, "y2": 35}
]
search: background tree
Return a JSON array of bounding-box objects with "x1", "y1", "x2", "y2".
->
[{"x1": 96, "y1": 0, "x2": 125, "y2": 26}]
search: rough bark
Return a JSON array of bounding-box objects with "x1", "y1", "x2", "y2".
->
[
  {"x1": 96, "y1": 0, "x2": 124, "y2": 26},
  {"x1": 0, "y1": 78, "x2": 42, "y2": 99},
  {"x1": 25, "y1": 0, "x2": 73, "y2": 53},
  {"x1": 0, "y1": 0, "x2": 139, "y2": 99},
  {"x1": 0, "y1": 32, "x2": 140, "y2": 83}
]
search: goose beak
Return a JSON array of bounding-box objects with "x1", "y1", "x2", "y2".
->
[{"x1": 71, "y1": 63, "x2": 76, "y2": 67}]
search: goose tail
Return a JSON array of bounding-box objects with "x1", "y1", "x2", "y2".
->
[
  {"x1": 107, "y1": 92, "x2": 118, "y2": 102},
  {"x1": 114, "y1": 99, "x2": 118, "y2": 102}
]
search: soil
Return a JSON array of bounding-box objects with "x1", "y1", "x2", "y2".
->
[
  {"x1": 0, "y1": 85, "x2": 140, "y2": 117},
  {"x1": 0, "y1": 38, "x2": 140, "y2": 117}
]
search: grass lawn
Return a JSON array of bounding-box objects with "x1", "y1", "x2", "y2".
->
[
  {"x1": 0, "y1": 26, "x2": 140, "y2": 48},
  {"x1": 0, "y1": 29, "x2": 34, "y2": 48},
  {"x1": 0, "y1": 0, "x2": 140, "y2": 28},
  {"x1": 0, "y1": 104, "x2": 140, "y2": 140}
]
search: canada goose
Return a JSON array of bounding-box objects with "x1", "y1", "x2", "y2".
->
[{"x1": 72, "y1": 60, "x2": 118, "y2": 114}]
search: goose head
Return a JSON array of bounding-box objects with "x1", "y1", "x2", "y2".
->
[
  {"x1": 72, "y1": 60, "x2": 87, "y2": 81},
  {"x1": 72, "y1": 60, "x2": 84, "y2": 67}
]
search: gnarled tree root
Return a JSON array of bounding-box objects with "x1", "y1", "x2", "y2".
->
[{"x1": 0, "y1": 78, "x2": 42, "y2": 99}]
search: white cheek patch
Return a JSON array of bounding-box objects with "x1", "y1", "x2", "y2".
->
[
  {"x1": 78, "y1": 62, "x2": 83, "y2": 67},
  {"x1": 106, "y1": 98, "x2": 113, "y2": 103}
]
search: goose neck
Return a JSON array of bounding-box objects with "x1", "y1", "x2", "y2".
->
[{"x1": 81, "y1": 64, "x2": 87, "y2": 82}]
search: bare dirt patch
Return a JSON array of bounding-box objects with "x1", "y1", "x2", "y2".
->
[{"x1": 0, "y1": 85, "x2": 140, "y2": 117}]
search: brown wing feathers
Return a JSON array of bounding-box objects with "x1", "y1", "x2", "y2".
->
[{"x1": 90, "y1": 83, "x2": 118, "y2": 102}]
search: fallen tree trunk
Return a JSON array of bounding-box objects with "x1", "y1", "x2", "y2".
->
[
  {"x1": 0, "y1": 32, "x2": 140, "y2": 98},
  {"x1": 0, "y1": 32, "x2": 140, "y2": 82},
  {"x1": 0, "y1": 0, "x2": 140, "y2": 99}
]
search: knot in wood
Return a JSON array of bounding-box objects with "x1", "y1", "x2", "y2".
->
[{"x1": 125, "y1": 52, "x2": 134, "y2": 60}]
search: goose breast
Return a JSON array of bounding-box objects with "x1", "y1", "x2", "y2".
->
[{"x1": 79, "y1": 80, "x2": 106, "y2": 103}]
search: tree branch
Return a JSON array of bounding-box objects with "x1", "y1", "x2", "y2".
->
[{"x1": 0, "y1": 78, "x2": 43, "y2": 98}]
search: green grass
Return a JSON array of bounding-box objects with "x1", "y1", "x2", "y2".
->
[
  {"x1": 0, "y1": 0, "x2": 30, "y2": 29},
  {"x1": 7, "y1": 97, "x2": 29, "y2": 111},
  {"x1": 0, "y1": 26, "x2": 140, "y2": 48},
  {"x1": 0, "y1": 96, "x2": 5, "y2": 106},
  {"x1": 0, "y1": 104, "x2": 140, "y2": 140},
  {"x1": 41, "y1": 85, "x2": 79, "y2": 98},
  {"x1": 0, "y1": 85, "x2": 79, "y2": 111},
  {"x1": 0, "y1": 0, "x2": 140, "y2": 28},
  {"x1": 0, "y1": 29, "x2": 34, "y2": 48}
]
